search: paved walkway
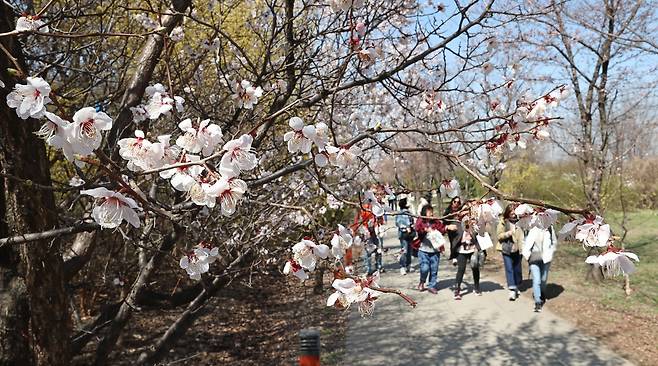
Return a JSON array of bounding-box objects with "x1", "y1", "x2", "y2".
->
[{"x1": 345, "y1": 223, "x2": 633, "y2": 366}]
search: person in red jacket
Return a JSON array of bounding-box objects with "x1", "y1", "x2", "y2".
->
[
  {"x1": 414, "y1": 205, "x2": 457, "y2": 293},
  {"x1": 350, "y1": 203, "x2": 384, "y2": 275}
]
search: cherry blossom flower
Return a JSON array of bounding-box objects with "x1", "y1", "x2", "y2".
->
[
  {"x1": 179, "y1": 248, "x2": 210, "y2": 280},
  {"x1": 130, "y1": 105, "x2": 149, "y2": 123},
  {"x1": 507, "y1": 133, "x2": 527, "y2": 151},
  {"x1": 326, "y1": 277, "x2": 382, "y2": 316},
  {"x1": 175, "y1": 118, "x2": 223, "y2": 156},
  {"x1": 312, "y1": 122, "x2": 330, "y2": 151},
  {"x1": 531, "y1": 208, "x2": 558, "y2": 228},
  {"x1": 68, "y1": 107, "x2": 113, "y2": 156},
  {"x1": 534, "y1": 128, "x2": 550, "y2": 140},
  {"x1": 513, "y1": 204, "x2": 559, "y2": 230},
  {"x1": 284, "y1": 117, "x2": 316, "y2": 154},
  {"x1": 161, "y1": 154, "x2": 204, "y2": 191},
  {"x1": 0, "y1": 79, "x2": 4, "y2": 88},
  {"x1": 558, "y1": 218, "x2": 584, "y2": 241},
  {"x1": 197, "y1": 241, "x2": 220, "y2": 264},
  {"x1": 326, "y1": 194, "x2": 343, "y2": 209},
  {"x1": 152, "y1": 135, "x2": 181, "y2": 176},
  {"x1": 357, "y1": 46, "x2": 382, "y2": 67},
  {"x1": 439, "y1": 179, "x2": 460, "y2": 198},
  {"x1": 574, "y1": 215, "x2": 611, "y2": 247},
  {"x1": 143, "y1": 83, "x2": 184, "y2": 120},
  {"x1": 15, "y1": 15, "x2": 49, "y2": 33},
  {"x1": 188, "y1": 181, "x2": 216, "y2": 208},
  {"x1": 199, "y1": 121, "x2": 223, "y2": 156},
  {"x1": 420, "y1": 92, "x2": 445, "y2": 115},
  {"x1": 35, "y1": 112, "x2": 75, "y2": 162},
  {"x1": 219, "y1": 134, "x2": 258, "y2": 177},
  {"x1": 283, "y1": 259, "x2": 309, "y2": 281},
  {"x1": 203, "y1": 176, "x2": 247, "y2": 216},
  {"x1": 585, "y1": 247, "x2": 639, "y2": 277},
  {"x1": 326, "y1": 145, "x2": 361, "y2": 169},
  {"x1": 201, "y1": 37, "x2": 221, "y2": 51},
  {"x1": 81, "y1": 187, "x2": 140, "y2": 229},
  {"x1": 355, "y1": 22, "x2": 367, "y2": 38},
  {"x1": 363, "y1": 190, "x2": 385, "y2": 217},
  {"x1": 6, "y1": 77, "x2": 51, "y2": 119},
  {"x1": 118, "y1": 130, "x2": 158, "y2": 171},
  {"x1": 473, "y1": 198, "x2": 503, "y2": 228},
  {"x1": 314, "y1": 151, "x2": 329, "y2": 167},
  {"x1": 231, "y1": 80, "x2": 263, "y2": 109},
  {"x1": 331, "y1": 225, "x2": 353, "y2": 258},
  {"x1": 291, "y1": 238, "x2": 330, "y2": 272},
  {"x1": 543, "y1": 86, "x2": 569, "y2": 108},
  {"x1": 68, "y1": 176, "x2": 85, "y2": 187}
]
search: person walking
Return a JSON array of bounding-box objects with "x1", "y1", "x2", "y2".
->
[
  {"x1": 414, "y1": 205, "x2": 455, "y2": 294},
  {"x1": 453, "y1": 218, "x2": 484, "y2": 299},
  {"x1": 395, "y1": 197, "x2": 415, "y2": 275},
  {"x1": 522, "y1": 225, "x2": 558, "y2": 312},
  {"x1": 497, "y1": 204, "x2": 525, "y2": 301},
  {"x1": 444, "y1": 196, "x2": 464, "y2": 267},
  {"x1": 388, "y1": 192, "x2": 397, "y2": 211},
  {"x1": 351, "y1": 203, "x2": 384, "y2": 275}
]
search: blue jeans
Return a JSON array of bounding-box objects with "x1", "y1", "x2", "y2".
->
[
  {"x1": 418, "y1": 250, "x2": 440, "y2": 289},
  {"x1": 502, "y1": 252, "x2": 523, "y2": 289},
  {"x1": 363, "y1": 236, "x2": 383, "y2": 274},
  {"x1": 529, "y1": 262, "x2": 551, "y2": 304},
  {"x1": 398, "y1": 236, "x2": 412, "y2": 270}
]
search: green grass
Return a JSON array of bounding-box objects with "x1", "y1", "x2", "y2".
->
[{"x1": 552, "y1": 210, "x2": 658, "y2": 315}]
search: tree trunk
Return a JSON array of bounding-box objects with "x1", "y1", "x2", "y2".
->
[{"x1": 0, "y1": 5, "x2": 71, "y2": 365}]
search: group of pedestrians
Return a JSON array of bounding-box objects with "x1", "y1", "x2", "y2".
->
[{"x1": 393, "y1": 194, "x2": 557, "y2": 313}]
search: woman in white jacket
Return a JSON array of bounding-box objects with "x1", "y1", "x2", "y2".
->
[{"x1": 522, "y1": 226, "x2": 557, "y2": 312}]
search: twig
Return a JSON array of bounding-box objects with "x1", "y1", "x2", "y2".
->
[
  {"x1": 0, "y1": 222, "x2": 100, "y2": 247},
  {"x1": 372, "y1": 287, "x2": 417, "y2": 308}
]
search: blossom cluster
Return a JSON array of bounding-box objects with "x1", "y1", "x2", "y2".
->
[
  {"x1": 486, "y1": 86, "x2": 568, "y2": 153},
  {"x1": 439, "y1": 178, "x2": 460, "y2": 198},
  {"x1": 327, "y1": 272, "x2": 382, "y2": 317},
  {"x1": 130, "y1": 83, "x2": 185, "y2": 122},
  {"x1": 283, "y1": 116, "x2": 363, "y2": 169},
  {"x1": 513, "y1": 204, "x2": 560, "y2": 230},
  {"x1": 179, "y1": 242, "x2": 220, "y2": 280},
  {"x1": 4, "y1": 75, "x2": 262, "y2": 283}
]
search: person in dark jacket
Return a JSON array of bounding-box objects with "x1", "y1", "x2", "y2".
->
[
  {"x1": 453, "y1": 218, "x2": 483, "y2": 299},
  {"x1": 443, "y1": 196, "x2": 464, "y2": 265}
]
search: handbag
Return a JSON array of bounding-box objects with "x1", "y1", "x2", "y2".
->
[
  {"x1": 528, "y1": 243, "x2": 543, "y2": 264},
  {"x1": 501, "y1": 240, "x2": 515, "y2": 255},
  {"x1": 499, "y1": 221, "x2": 517, "y2": 255},
  {"x1": 401, "y1": 227, "x2": 417, "y2": 241},
  {"x1": 410, "y1": 237, "x2": 421, "y2": 251}
]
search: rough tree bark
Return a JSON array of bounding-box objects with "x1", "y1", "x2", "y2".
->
[{"x1": 0, "y1": 4, "x2": 70, "y2": 366}]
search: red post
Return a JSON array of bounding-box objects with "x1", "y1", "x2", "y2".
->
[{"x1": 298, "y1": 329, "x2": 320, "y2": 366}]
